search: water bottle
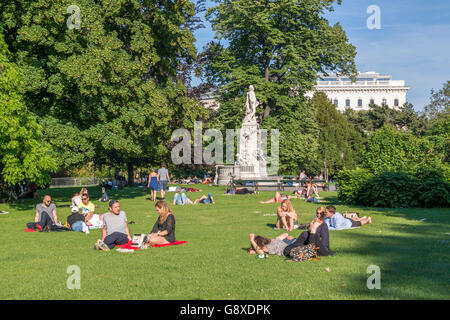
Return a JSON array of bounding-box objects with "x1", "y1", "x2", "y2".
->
[{"x1": 256, "y1": 253, "x2": 267, "y2": 259}]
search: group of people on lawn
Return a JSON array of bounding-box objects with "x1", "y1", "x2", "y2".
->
[
  {"x1": 28, "y1": 167, "x2": 371, "y2": 257},
  {"x1": 28, "y1": 190, "x2": 176, "y2": 251}
]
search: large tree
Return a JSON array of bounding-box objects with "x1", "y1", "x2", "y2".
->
[
  {"x1": 0, "y1": 0, "x2": 206, "y2": 182},
  {"x1": 0, "y1": 32, "x2": 56, "y2": 198},
  {"x1": 203, "y1": 0, "x2": 357, "y2": 173},
  {"x1": 310, "y1": 92, "x2": 364, "y2": 178}
]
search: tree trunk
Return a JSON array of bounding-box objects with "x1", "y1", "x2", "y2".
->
[{"x1": 127, "y1": 162, "x2": 134, "y2": 186}]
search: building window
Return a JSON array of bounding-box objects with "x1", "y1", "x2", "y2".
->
[
  {"x1": 382, "y1": 98, "x2": 387, "y2": 105},
  {"x1": 346, "y1": 99, "x2": 350, "y2": 107},
  {"x1": 370, "y1": 98, "x2": 375, "y2": 105},
  {"x1": 357, "y1": 99, "x2": 363, "y2": 107},
  {"x1": 394, "y1": 99, "x2": 399, "y2": 107},
  {"x1": 333, "y1": 99, "x2": 338, "y2": 107}
]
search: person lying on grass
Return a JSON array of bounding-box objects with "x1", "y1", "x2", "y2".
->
[
  {"x1": 147, "y1": 201, "x2": 176, "y2": 246},
  {"x1": 173, "y1": 191, "x2": 193, "y2": 205},
  {"x1": 248, "y1": 233, "x2": 296, "y2": 256},
  {"x1": 224, "y1": 187, "x2": 255, "y2": 195},
  {"x1": 282, "y1": 206, "x2": 335, "y2": 257},
  {"x1": 259, "y1": 191, "x2": 290, "y2": 204},
  {"x1": 324, "y1": 205, "x2": 372, "y2": 230},
  {"x1": 275, "y1": 199, "x2": 298, "y2": 231},
  {"x1": 193, "y1": 192, "x2": 215, "y2": 204},
  {"x1": 95, "y1": 200, "x2": 131, "y2": 251}
]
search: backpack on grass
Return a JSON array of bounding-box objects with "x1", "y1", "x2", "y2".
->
[{"x1": 289, "y1": 244, "x2": 319, "y2": 262}]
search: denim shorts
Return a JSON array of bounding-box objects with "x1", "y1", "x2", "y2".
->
[{"x1": 159, "y1": 180, "x2": 168, "y2": 191}]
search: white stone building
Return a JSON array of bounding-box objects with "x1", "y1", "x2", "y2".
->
[{"x1": 305, "y1": 71, "x2": 410, "y2": 111}]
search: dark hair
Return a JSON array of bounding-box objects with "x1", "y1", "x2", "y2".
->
[
  {"x1": 254, "y1": 236, "x2": 270, "y2": 248},
  {"x1": 109, "y1": 200, "x2": 119, "y2": 208},
  {"x1": 326, "y1": 205, "x2": 336, "y2": 214},
  {"x1": 82, "y1": 193, "x2": 89, "y2": 198}
]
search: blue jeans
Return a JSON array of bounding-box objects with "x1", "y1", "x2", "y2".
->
[
  {"x1": 72, "y1": 221, "x2": 85, "y2": 232},
  {"x1": 174, "y1": 193, "x2": 189, "y2": 205}
]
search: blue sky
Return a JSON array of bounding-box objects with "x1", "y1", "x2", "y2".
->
[{"x1": 193, "y1": 0, "x2": 450, "y2": 111}]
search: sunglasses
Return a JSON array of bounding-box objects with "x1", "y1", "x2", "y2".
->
[{"x1": 82, "y1": 198, "x2": 88, "y2": 200}]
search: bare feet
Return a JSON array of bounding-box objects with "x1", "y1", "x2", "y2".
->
[{"x1": 368, "y1": 216, "x2": 372, "y2": 224}]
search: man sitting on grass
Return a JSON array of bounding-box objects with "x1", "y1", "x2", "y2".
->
[
  {"x1": 95, "y1": 200, "x2": 131, "y2": 251},
  {"x1": 26, "y1": 195, "x2": 59, "y2": 232},
  {"x1": 324, "y1": 205, "x2": 372, "y2": 230}
]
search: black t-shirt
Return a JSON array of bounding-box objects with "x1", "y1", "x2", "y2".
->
[
  {"x1": 67, "y1": 213, "x2": 85, "y2": 227},
  {"x1": 151, "y1": 214, "x2": 175, "y2": 243}
]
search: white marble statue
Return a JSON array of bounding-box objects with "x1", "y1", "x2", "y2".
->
[{"x1": 243, "y1": 85, "x2": 258, "y2": 124}]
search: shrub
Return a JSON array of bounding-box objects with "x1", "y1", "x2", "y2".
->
[
  {"x1": 337, "y1": 168, "x2": 373, "y2": 205},
  {"x1": 414, "y1": 164, "x2": 450, "y2": 208},
  {"x1": 359, "y1": 171, "x2": 419, "y2": 208}
]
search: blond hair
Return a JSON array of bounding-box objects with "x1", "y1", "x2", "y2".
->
[
  {"x1": 281, "y1": 199, "x2": 295, "y2": 213},
  {"x1": 155, "y1": 201, "x2": 173, "y2": 224}
]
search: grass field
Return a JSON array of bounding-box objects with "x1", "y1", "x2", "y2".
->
[{"x1": 0, "y1": 185, "x2": 449, "y2": 300}]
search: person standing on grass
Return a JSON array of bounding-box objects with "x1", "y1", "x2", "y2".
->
[
  {"x1": 147, "y1": 168, "x2": 159, "y2": 202},
  {"x1": 27, "y1": 195, "x2": 59, "y2": 231},
  {"x1": 148, "y1": 201, "x2": 175, "y2": 246},
  {"x1": 95, "y1": 200, "x2": 131, "y2": 251},
  {"x1": 158, "y1": 162, "x2": 170, "y2": 201}
]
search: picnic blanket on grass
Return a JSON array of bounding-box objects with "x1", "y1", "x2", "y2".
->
[{"x1": 116, "y1": 240, "x2": 187, "y2": 250}]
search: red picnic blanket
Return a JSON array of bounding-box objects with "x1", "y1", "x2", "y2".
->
[{"x1": 116, "y1": 240, "x2": 187, "y2": 250}]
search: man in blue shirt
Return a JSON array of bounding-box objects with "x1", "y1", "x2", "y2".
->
[{"x1": 324, "y1": 205, "x2": 371, "y2": 230}]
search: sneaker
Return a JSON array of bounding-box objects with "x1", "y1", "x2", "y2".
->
[
  {"x1": 93, "y1": 243, "x2": 99, "y2": 250},
  {"x1": 293, "y1": 224, "x2": 299, "y2": 230},
  {"x1": 82, "y1": 222, "x2": 90, "y2": 234},
  {"x1": 96, "y1": 239, "x2": 110, "y2": 251}
]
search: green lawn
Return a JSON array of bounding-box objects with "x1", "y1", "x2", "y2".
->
[{"x1": 0, "y1": 185, "x2": 449, "y2": 300}]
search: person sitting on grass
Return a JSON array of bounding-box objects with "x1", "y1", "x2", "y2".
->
[
  {"x1": 27, "y1": 195, "x2": 59, "y2": 232},
  {"x1": 305, "y1": 179, "x2": 320, "y2": 199},
  {"x1": 78, "y1": 193, "x2": 95, "y2": 223},
  {"x1": 98, "y1": 187, "x2": 109, "y2": 202},
  {"x1": 259, "y1": 191, "x2": 290, "y2": 204},
  {"x1": 148, "y1": 201, "x2": 176, "y2": 246},
  {"x1": 67, "y1": 206, "x2": 89, "y2": 234},
  {"x1": 283, "y1": 206, "x2": 335, "y2": 257},
  {"x1": 305, "y1": 194, "x2": 319, "y2": 203},
  {"x1": 71, "y1": 192, "x2": 82, "y2": 207},
  {"x1": 194, "y1": 192, "x2": 215, "y2": 204},
  {"x1": 95, "y1": 200, "x2": 131, "y2": 251},
  {"x1": 275, "y1": 199, "x2": 298, "y2": 231},
  {"x1": 324, "y1": 205, "x2": 372, "y2": 230},
  {"x1": 248, "y1": 233, "x2": 296, "y2": 256}
]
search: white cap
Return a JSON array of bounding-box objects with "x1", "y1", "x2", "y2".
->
[{"x1": 71, "y1": 206, "x2": 79, "y2": 213}]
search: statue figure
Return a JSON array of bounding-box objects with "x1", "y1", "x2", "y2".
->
[{"x1": 243, "y1": 85, "x2": 258, "y2": 124}]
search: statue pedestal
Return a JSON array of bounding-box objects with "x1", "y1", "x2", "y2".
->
[{"x1": 237, "y1": 120, "x2": 267, "y2": 180}]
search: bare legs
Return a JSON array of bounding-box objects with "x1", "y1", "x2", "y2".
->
[{"x1": 276, "y1": 211, "x2": 297, "y2": 231}]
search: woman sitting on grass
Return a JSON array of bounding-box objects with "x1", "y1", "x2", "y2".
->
[
  {"x1": 148, "y1": 201, "x2": 175, "y2": 245},
  {"x1": 282, "y1": 206, "x2": 335, "y2": 257},
  {"x1": 259, "y1": 191, "x2": 290, "y2": 204},
  {"x1": 248, "y1": 233, "x2": 296, "y2": 256},
  {"x1": 275, "y1": 199, "x2": 298, "y2": 231}
]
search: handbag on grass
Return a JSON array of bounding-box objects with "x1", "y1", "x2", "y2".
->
[
  {"x1": 289, "y1": 243, "x2": 319, "y2": 262},
  {"x1": 343, "y1": 212, "x2": 360, "y2": 219}
]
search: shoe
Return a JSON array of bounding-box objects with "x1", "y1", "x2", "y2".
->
[
  {"x1": 43, "y1": 225, "x2": 51, "y2": 232},
  {"x1": 93, "y1": 243, "x2": 99, "y2": 250},
  {"x1": 96, "y1": 239, "x2": 110, "y2": 251},
  {"x1": 82, "y1": 223, "x2": 90, "y2": 234}
]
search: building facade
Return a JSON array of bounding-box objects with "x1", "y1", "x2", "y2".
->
[{"x1": 305, "y1": 71, "x2": 410, "y2": 111}]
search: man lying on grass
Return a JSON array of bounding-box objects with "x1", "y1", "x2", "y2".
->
[
  {"x1": 324, "y1": 205, "x2": 372, "y2": 230},
  {"x1": 95, "y1": 200, "x2": 131, "y2": 251}
]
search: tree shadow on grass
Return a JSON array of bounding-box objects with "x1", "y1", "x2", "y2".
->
[
  {"x1": 329, "y1": 221, "x2": 450, "y2": 299},
  {"x1": 9, "y1": 186, "x2": 152, "y2": 212}
]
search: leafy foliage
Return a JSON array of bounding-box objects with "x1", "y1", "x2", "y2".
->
[
  {"x1": 0, "y1": 34, "x2": 56, "y2": 197},
  {"x1": 202, "y1": 0, "x2": 357, "y2": 173}
]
